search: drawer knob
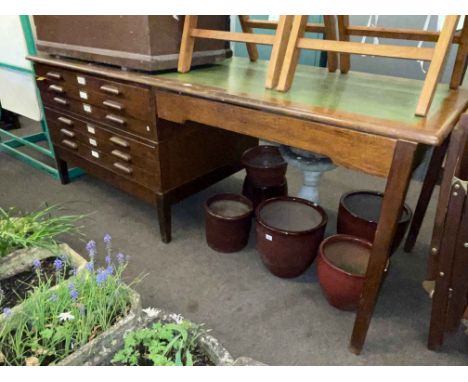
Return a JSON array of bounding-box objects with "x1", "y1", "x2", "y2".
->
[
  {"x1": 109, "y1": 136, "x2": 129, "y2": 148},
  {"x1": 57, "y1": 116, "x2": 73, "y2": 126},
  {"x1": 100, "y1": 84, "x2": 120, "y2": 95},
  {"x1": 53, "y1": 97, "x2": 68, "y2": 106},
  {"x1": 113, "y1": 162, "x2": 133, "y2": 174},
  {"x1": 46, "y1": 71, "x2": 62, "y2": 80},
  {"x1": 62, "y1": 139, "x2": 77, "y2": 150},
  {"x1": 105, "y1": 114, "x2": 125, "y2": 125},
  {"x1": 60, "y1": 128, "x2": 75, "y2": 138},
  {"x1": 48, "y1": 84, "x2": 64, "y2": 93},
  {"x1": 111, "y1": 149, "x2": 131, "y2": 162},
  {"x1": 103, "y1": 100, "x2": 124, "y2": 111}
]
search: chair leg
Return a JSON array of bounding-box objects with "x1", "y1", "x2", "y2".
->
[
  {"x1": 239, "y1": 15, "x2": 259, "y2": 62},
  {"x1": 323, "y1": 15, "x2": 338, "y2": 73},
  {"x1": 337, "y1": 15, "x2": 351, "y2": 73},
  {"x1": 276, "y1": 15, "x2": 308, "y2": 92},
  {"x1": 404, "y1": 139, "x2": 449, "y2": 252},
  {"x1": 415, "y1": 16, "x2": 459, "y2": 117},
  {"x1": 178, "y1": 15, "x2": 198, "y2": 73},
  {"x1": 156, "y1": 194, "x2": 172, "y2": 244},
  {"x1": 350, "y1": 141, "x2": 417, "y2": 354},
  {"x1": 449, "y1": 18, "x2": 468, "y2": 89},
  {"x1": 265, "y1": 15, "x2": 294, "y2": 89}
]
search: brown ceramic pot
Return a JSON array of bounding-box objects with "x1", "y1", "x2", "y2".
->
[
  {"x1": 317, "y1": 234, "x2": 373, "y2": 311},
  {"x1": 205, "y1": 193, "x2": 253, "y2": 253},
  {"x1": 255, "y1": 197, "x2": 327, "y2": 278},
  {"x1": 337, "y1": 190, "x2": 412, "y2": 254},
  {"x1": 241, "y1": 145, "x2": 287, "y2": 187},
  {"x1": 242, "y1": 176, "x2": 288, "y2": 209}
]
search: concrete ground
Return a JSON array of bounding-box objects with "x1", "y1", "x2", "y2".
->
[{"x1": 1, "y1": 141, "x2": 467, "y2": 365}]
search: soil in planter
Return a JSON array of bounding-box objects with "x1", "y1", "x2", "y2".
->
[
  {"x1": 324, "y1": 241, "x2": 370, "y2": 275},
  {"x1": 0, "y1": 257, "x2": 71, "y2": 310}
]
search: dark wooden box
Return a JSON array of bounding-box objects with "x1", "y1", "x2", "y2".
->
[{"x1": 33, "y1": 16, "x2": 232, "y2": 71}]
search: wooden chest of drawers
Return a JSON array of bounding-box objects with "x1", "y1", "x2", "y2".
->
[{"x1": 33, "y1": 61, "x2": 257, "y2": 243}]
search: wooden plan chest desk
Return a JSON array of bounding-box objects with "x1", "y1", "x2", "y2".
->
[{"x1": 28, "y1": 54, "x2": 468, "y2": 354}]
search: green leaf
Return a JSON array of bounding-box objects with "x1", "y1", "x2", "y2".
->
[{"x1": 39, "y1": 329, "x2": 53, "y2": 340}]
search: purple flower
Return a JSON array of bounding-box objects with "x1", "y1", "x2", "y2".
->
[
  {"x1": 3, "y1": 307, "x2": 12, "y2": 317},
  {"x1": 32, "y1": 259, "x2": 41, "y2": 270},
  {"x1": 70, "y1": 289, "x2": 79, "y2": 301},
  {"x1": 105, "y1": 265, "x2": 114, "y2": 275},
  {"x1": 116, "y1": 252, "x2": 126, "y2": 264},
  {"x1": 96, "y1": 270, "x2": 108, "y2": 286},
  {"x1": 48, "y1": 294, "x2": 58, "y2": 302},
  {"x1": 103, "y1": 234, "x2": 112, "y2": 244},
  {"x1": 86, "y1": 240, "x2": 96, "y2": 259},
  {"x1": 86, "y1": 262, "x2": 94, "y2": 272},
  {"x1": 68, "y1": 283, "x2": 76, "y2": 291},
  {"x1": 105, "y1": 255, "x2": 111, "y2": 265},
  {"x1": 53, "y1": 258, "x2": 63, "y2": 271}
]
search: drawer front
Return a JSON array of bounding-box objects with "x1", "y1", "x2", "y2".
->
[
  {"x1": 51, "y1": 131, "x2": 159, "y2": 190},
  {"x1": 41, "y1": 91, "x2": 156, "y2": 140},
  {"x1": 45, "y1": 108, "x2": 158, "y2": 167},
  {"x1": 36, "y1": 75, "x2": 152, "y2": 122}
]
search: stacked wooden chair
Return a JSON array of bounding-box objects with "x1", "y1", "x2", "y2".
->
[{"x1": 179, "y1": 15, "x2": 467, "y2": 117}]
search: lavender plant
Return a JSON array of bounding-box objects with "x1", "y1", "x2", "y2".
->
[{"x1": 0, "y1": 235, "x2": 134, "y2": 366}]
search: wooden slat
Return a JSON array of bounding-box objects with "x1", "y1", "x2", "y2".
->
[
  {"x1": 450, "y1": 18, "x2": 468, "y2": 89},
  {"x1": 265, "y1": 16, "x2": 294, "y2": 89},
  {"x1": 178, "y1": 16, "x2": 198, "y2": 73},
  {"x1": 190, "y1": 29, "x2": 275, "y2": 45},
  {"x1": 297, "y1": 37, "x2": 435, "y2": 61},
  {"x1": 346, "y1": 25, "x2": 462, "y2": 44},
  {"x1": 155, "y1": 91, "x2": 397, "y2": 178},
  {"x1": 238, "y1": 15, "x2": 259, "y2": 62},
  {"x1": 245, "y1": 19, "x2": 326, "y2": 34},
  {"x1": 416, "y1": 16, "x2": 460, "y2": 117}
]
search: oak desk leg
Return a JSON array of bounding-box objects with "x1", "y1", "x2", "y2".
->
[
  {"x1": 404, "y1": 139, "x2": 449, "y2": 253},
  {"x1": 350, "y1": 140, "x2": 417, "y2": 354},
  {"x1": 56, "y1": 156, "x2": 70, "y2": 185},
  {"x1": 156, "y1": 193, "x2": 172, "y2": 244}
]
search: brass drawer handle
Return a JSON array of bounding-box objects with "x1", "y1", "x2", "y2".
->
[
  {"x1": 53, "y1": 97, "x2": 68, "y2": 106},
  {"x1": 103, "y1": 100, "x2": 124, "y2": 111},
  {"x1": 105, "y1": 114, "x2": 125, "y2": 125},
  {"x1": 100, "y1": 84, "x2": 120, "y2": 95},
  {"x1": 111, "y1": 149, "x2": 131, "y2": 162},
  {"x1": 57, "y1": 116, "x2": 73, "y2": 126},
  {"x1": 48, "y1": 84, "x2": 64, "y2": 93},
  {"x1": 109, "y1": 136, "x2": 129, "y2": 148},
  {"x1": 113, "y1": 162, "x2": 133, "y2": 174},
  {"x1": 60, "y1": 128, "x2": 75, "y2": 138},
  {"x1": 46, "y1": 71, "x2": 62, "y2": 80},
  {"x1": 61, "y1": 139, "x2": 77, "y2": 150}
]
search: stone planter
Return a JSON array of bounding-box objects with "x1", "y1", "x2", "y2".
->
[
  {"x1": 57, "y1": 286, "x2": 142, "y2": 365},
  {"x1": 0, "y1": 244, "x2": 88, "y2": 318},
  {"x1": 90, "y1": 307, "x2": 235, "y2": 365}
]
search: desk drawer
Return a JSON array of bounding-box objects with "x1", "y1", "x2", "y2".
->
[
  {"x1": 41, "y1": 91, "x2": 156, "y2": 140},
  {"x1": 36, "y1": 74, "x2": 152, "y2": 122},
  {"x1": 52, "y1": 134, "x2": 159, "y2": 190},
  {"x1": 45, "y1": 108, "x2": 158, "y2": 167}
]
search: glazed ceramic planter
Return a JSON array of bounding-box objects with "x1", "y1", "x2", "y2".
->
[
  {"x1": 241, "y1": 145, "x2": 287, "y2": 187},
  {"x1": 0, "y1": 244, "x2": 88, "y2": 318},
  {"x1": 205, "y1": 193, "x2": 253, "y2": 253},
  {"x1": 242, "y1": 176, "x2": 288, "y2": 209},
  {"x1": 337, "y1": 190, "x2": 412, "y2": 254},
  {"x1": 256, "y1": 197, "x2": 327, "y2": 278},
  {"x1": 317, "y1": 234, "x2": 372, "y2": 311}
]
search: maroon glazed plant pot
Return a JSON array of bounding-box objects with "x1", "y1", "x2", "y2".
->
[
  {"x1": 255, "y1": 197, "x2": 327, "y2": 278},
  {"x1": 205, "y1": 193, "x2": 253, "y2": 253},
  {"x1": 241, "y1": 145, "x2": 287, "y2": 187},
  {"x1": 337, "y1": 190, "x2": 412, "y2": 255},
  {"x1": 242, "y1": 176, "x2": 288, "y2": 209},
  {"x1": 317, "y1": 234, "x2": 373, "y2": 311}
]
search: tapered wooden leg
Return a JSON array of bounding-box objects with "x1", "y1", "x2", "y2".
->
[
  {"x1": 350, "y1": 141, "x2": 417, "y2": 354},
  {"x1": 178, "y1": 16, "x2": 198, "y2": 73},
  {"x1": 323, "y1": 15, "x2": 338, "y2": 73},
  {"x1": 56, "y1": 156, "x2": 70, "y2": 185},
  {"x1": 276, "y1": 15, "x2": 308, "y2": 92},
  {"x1": 156, "y1": 193, "x2": 172, "y2": 243},
  {"x1": 239, "y1": 15, "x2": 259, "y2": 62},
  {"x1": 265, "y1": 15, "x2": 294, "y2": 89},
  {"x1": 337, "y1": 15, "x2": 350, "y2": 73},
  {"x1": 449, "y1": 18, "x2": 468, "y2": 89},
  {"x1": 404, "y1": 139, "x2": 449, "y2": 252}
]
